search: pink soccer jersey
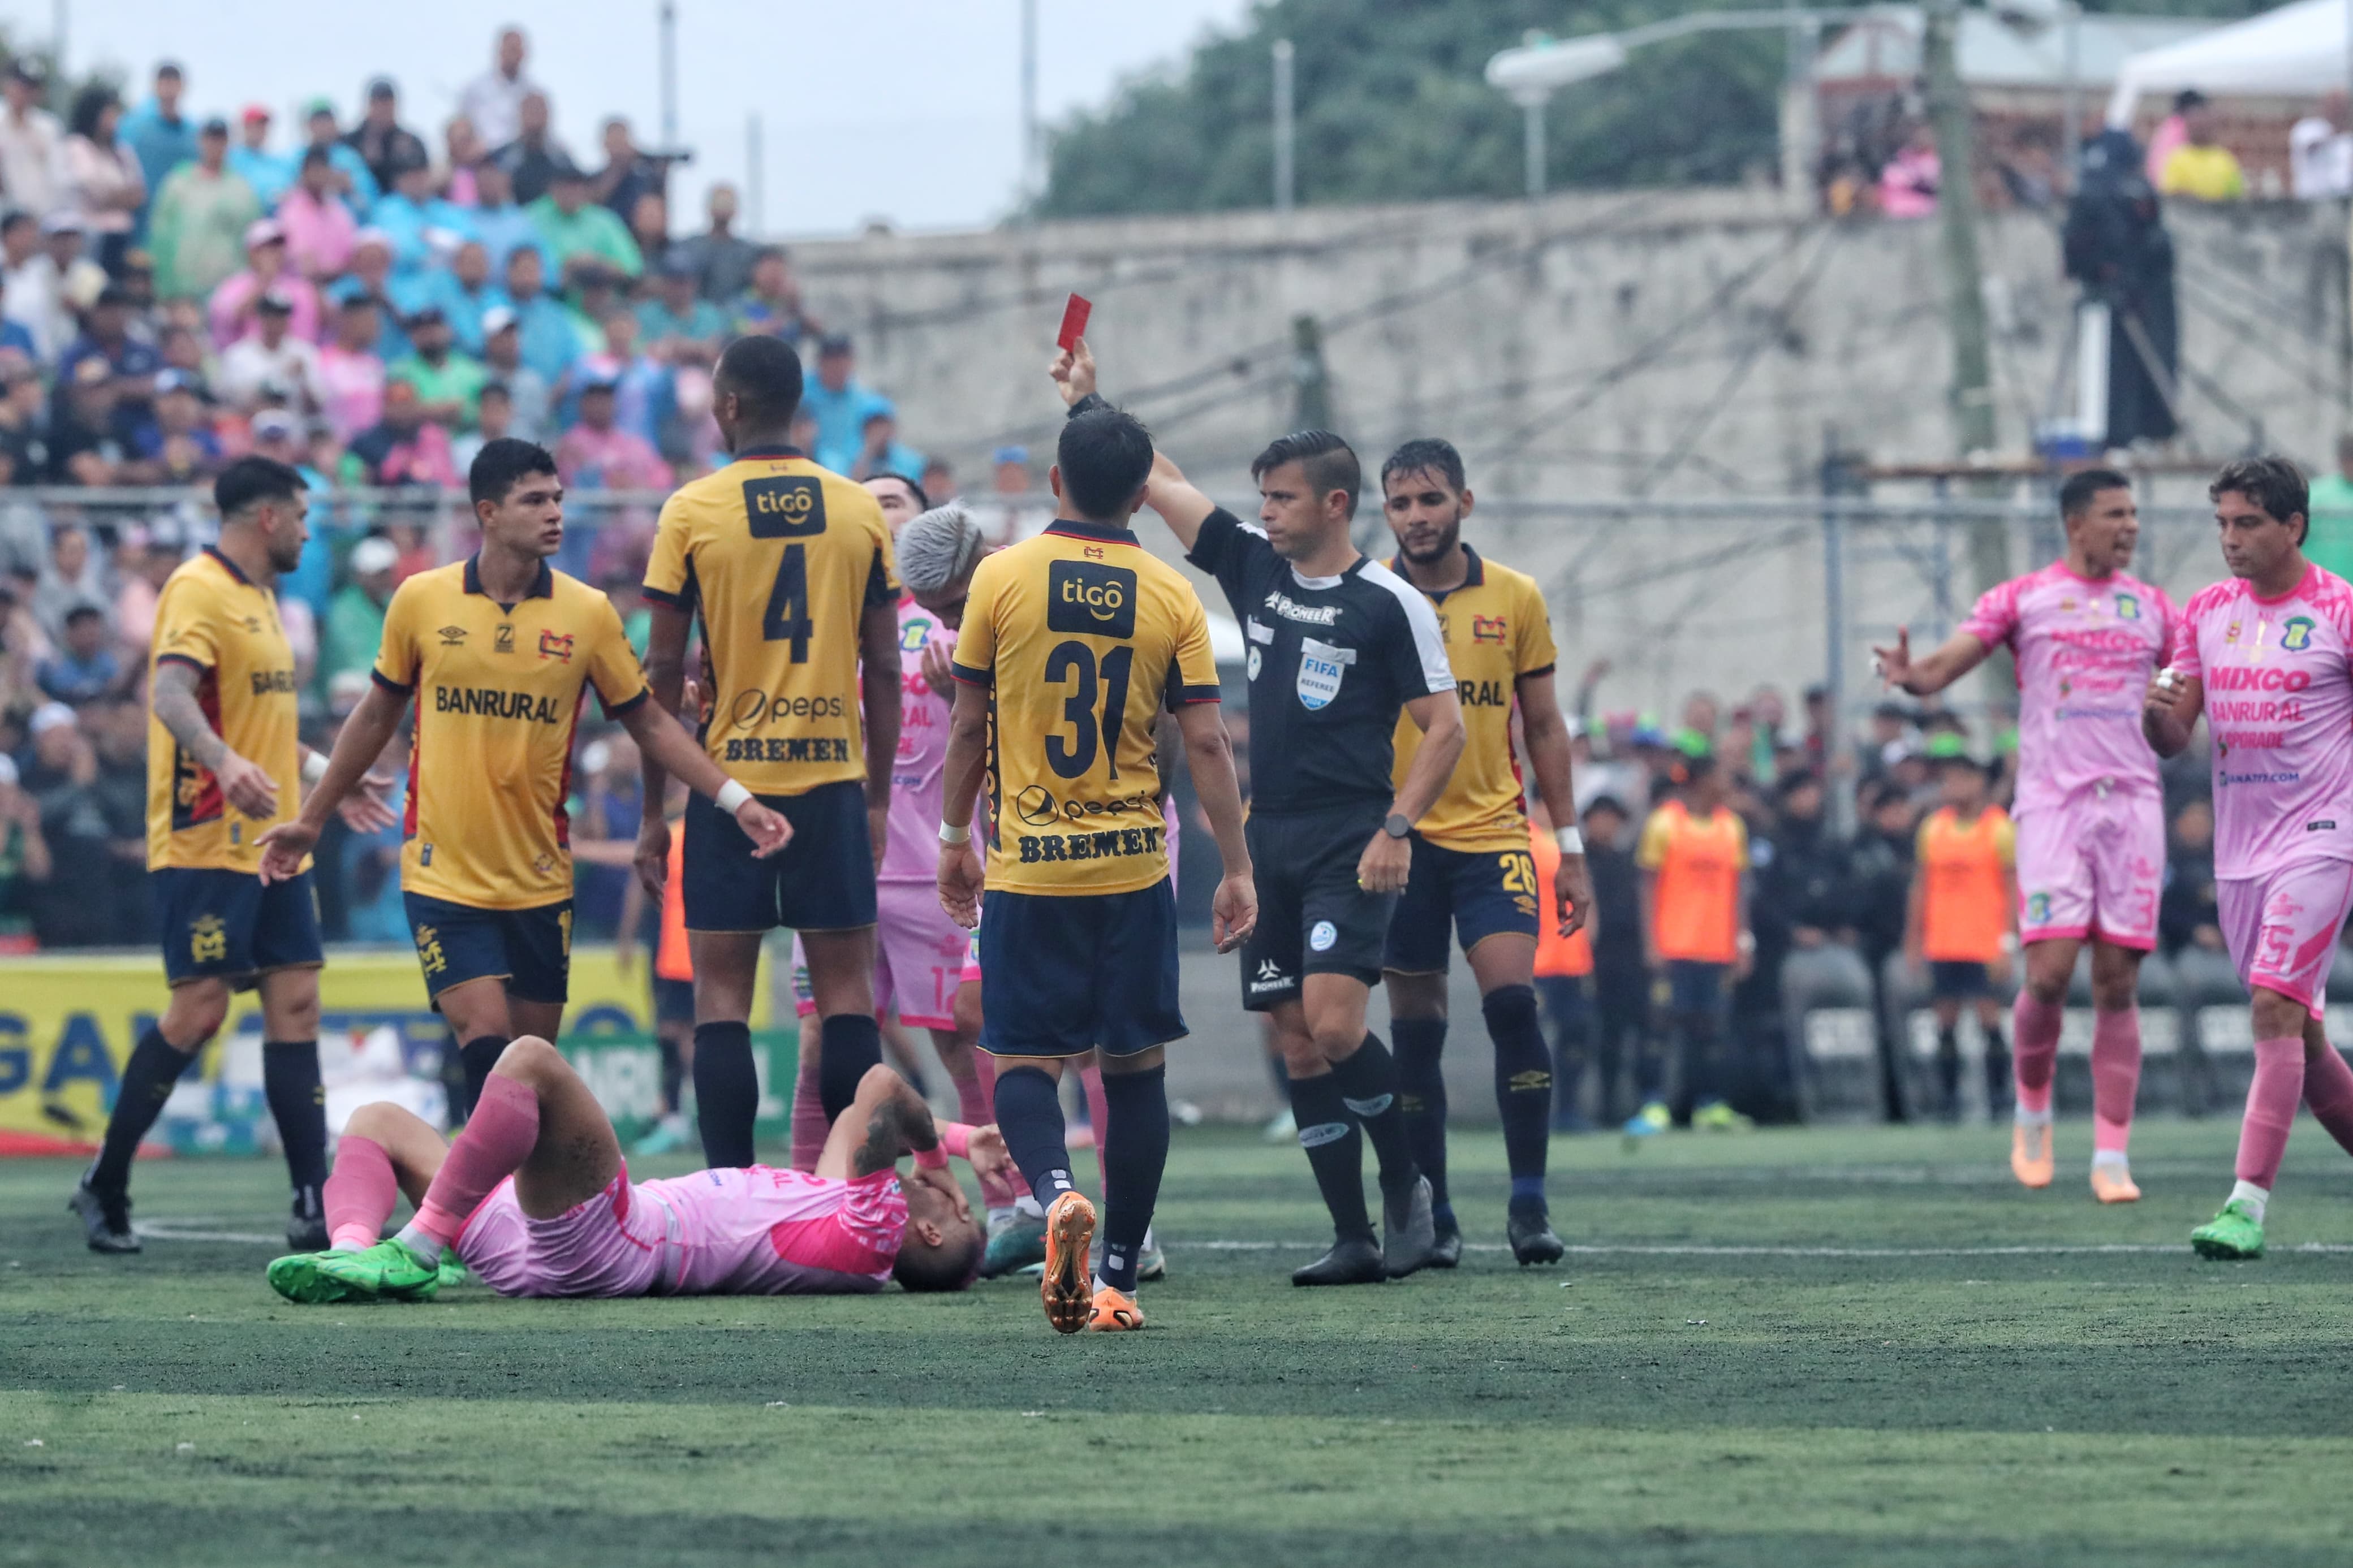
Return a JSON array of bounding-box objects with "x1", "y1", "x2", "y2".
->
[
  {"x1": 648, "y1": 1165, "x2": 907, "y2": 1295},
  {"x1": 881, "y1": 598, "x2": 955, "y2": 886},
  {"x1": 1959, "y1": 562, "x2": 2174, "y2": 817},
  {"x1": 2171, "y1": 565, "x2": 2353, "y2": 879}
]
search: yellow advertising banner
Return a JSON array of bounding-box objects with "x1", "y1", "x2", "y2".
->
[{"x1": 0, "y1": 944, "x2": 776, "y2": 1137}]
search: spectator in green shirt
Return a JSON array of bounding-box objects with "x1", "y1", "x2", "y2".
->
[
  {"x1": 634, "y1": 256, "x2": 728, "y2": 364},
  {"x1": 324, "y1": 535, "x2": 400, "y2": 685},
  {"x1": 387, "y1": 305, "x2": 489, "y2": 431},
  {"x1": 148, "y1": 117, "x2": 261, "y2": 301},
  {"x1": 2306, "y1": 433, "x2": 2353, "y2": 581},
  {"x1": 528, "y1": 158, "x2": 643, "y2": 287}
]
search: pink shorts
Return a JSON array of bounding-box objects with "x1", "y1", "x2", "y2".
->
[
  {"x1": 790, "y1": 881, "x2": 971, "y2": 1029},
  {"x1": 2015, "y1": 790, "x2": 2162, "y2": 951},
  {"x1": 455, "y1": 1163, "x2": 671, "y2": 1299},
  {"x1": 2217, "y1": 859, "x2": 2353, "y2": 1020}
]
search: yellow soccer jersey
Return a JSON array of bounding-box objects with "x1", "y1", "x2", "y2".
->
[
  {"x1": 373, "y1": 556, "x2": 649, "y2": 910},
  {"x1": 644, "y1": 446, "x2": 898, "y2": 796},
  {"x1": 949, "y1": 520, "x2": 1220, "y2": 897},
  {"x1": 1389, "y1": 547, "x2": 1558, "y2": 852},
  {"x1": 146, "y1": 547, "x2": 304, "y2": 872}
]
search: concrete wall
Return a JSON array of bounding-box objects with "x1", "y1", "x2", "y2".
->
[{"x1": 790, "y1": 189, "x2": 2351, "y2": 715}]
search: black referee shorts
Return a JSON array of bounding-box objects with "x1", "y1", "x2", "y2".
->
[{"x1": 1239, "y1": 804, "x2": 1394, "y2": 1010}]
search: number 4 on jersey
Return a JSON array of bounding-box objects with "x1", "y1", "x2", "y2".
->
[{"x1": 764, "y1": 543, "x2": 813, "y2": 662}]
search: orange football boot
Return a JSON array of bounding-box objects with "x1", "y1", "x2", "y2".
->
[
  {"x1": 1086, "y1": 1285, "x2": 1146, "y2": 1332},
  {"x1": 1040, "y1": 1191, "x2": 1096, "y2": 1334},
  {"x1": 2090, "y1": 1161, "x2": 2141, "y2": 1204},
  {"x1": 2011, "y1": 1121, "x2": 2054, "y2": 1189}
]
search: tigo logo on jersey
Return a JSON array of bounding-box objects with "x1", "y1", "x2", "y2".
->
[
  {"x1": 743, "y1": 474, "x2": 826, "y2": 538},
  {"x1": 1296, "y1": 637, "x2": 1357, "y2": 711},
  {"x1": 1046, "y1": 560, "x2": 1137, "y2": 638},
  {"x1": 2283, "y1": 615, "x2": 2316, "y2": 651},
  {"x1": 1472, "y1": 615, "x2": 1507, "y2": 643},
  {"x1": 1309, "y1": 920, "x2": 1338, "y2": 952}
]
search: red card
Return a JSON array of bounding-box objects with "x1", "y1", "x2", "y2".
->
[{"x1": 1057, "y1": 293, "x2": 1092, "y2": 351}]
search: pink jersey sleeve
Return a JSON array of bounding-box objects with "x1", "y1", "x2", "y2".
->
[
  {"x1": 1958, "y1": 577, "x2": 2022, "y2": 652},
  {"x1": 765, "y1": 1169, "x2": 907, "y2": 1276},
  {"x1": 2170, "y1": 586, "x2": 2214, "y2": 680}
]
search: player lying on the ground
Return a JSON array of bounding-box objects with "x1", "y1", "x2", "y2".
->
[{"x1": 265, "y1": 1038, "x2": 999, "y2": 1302}]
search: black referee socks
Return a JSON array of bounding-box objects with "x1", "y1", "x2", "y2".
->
[
  {"x1": 817, "y1": 1013, "x2": 884, "y2": 1123},
  {"x1": 1483, "y1": 984, "x2": 1553, "y2": 1195},
  {"x1": 1329, "y1": 1033, "x2": 1419, "y2": 1195},
  {"x1": 1098, "y1": 1065, "x2": 1170, "y2": 1294},
  {"x1": 692, "y1": 1022, "x2": 759, "y2": 1167},
  {"x1": 458, "y1": 1035, "x2": 511, "y2": 1119},
  {"x1": 1392, "y1": 1018, "x2": 1450, "y2": 1216},
  {"x1": 1288, "y1": 1070, "x2": 1372, "y2": 1243},
  {"x1": 262, "y1": 1040, "x2": 329, "y2": 1210}
]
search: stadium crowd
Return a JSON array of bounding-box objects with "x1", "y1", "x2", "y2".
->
[{"x1": 0, "y1": 30, "x2": 1017, "y2": 951}]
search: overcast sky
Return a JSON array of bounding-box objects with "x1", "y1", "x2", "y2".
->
[{"x1": 0, "y1": 0, "x2": 1250, "y2": 237}]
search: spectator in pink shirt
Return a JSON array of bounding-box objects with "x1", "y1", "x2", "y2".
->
[
  {"x1": 317, "y1": 294, "x2": 387, "y2": 440},
  {"x1": 555, "y1": 373, "x2": 673, "y2": 491},
  {"x1": 209, "y1": 219, "x2": 324, "y2": 347},
  {"x1": 1878, "y1": 123, "x2": 1940, "y2": 219},
  {"x1": 279, "y1": 147, "x2": 359, "y2": 282},
  {"x1": 351, "y1": 377, "x2": 458, "y2": 487}
]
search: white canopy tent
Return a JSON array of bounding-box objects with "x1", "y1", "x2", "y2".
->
[{"x1": 2108, "y1": 0, "x2": 2352, "y2": 124}]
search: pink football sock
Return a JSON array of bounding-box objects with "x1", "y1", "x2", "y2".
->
[
  {"x1": 2090, "y1": 1008, "x2": 2142, "y2": 1154},
  {"x1": 971, "y1": 1051, "x2": 1032, "y2": 1201},
  {"x1": 2012, "y1": 993, "x2": 2064, "y2": 1117},
  {"x1": 1081, "y1": 1061, "x2": 1110, "y2": 1193},
  {"x1": 411, "y1": 1074, "x2": 540, "y2": 1247},
  {"x1": 951, "y1": 1062, "x2": 1017, "y2": 1208},
  {"x1": 2300, "y1": 1040, "x2": 2353, "y2": 1158},
  {"x1": 2234, "y1": 1037, "x2": 2307, "y2": 1190},
  {"x1": 324, "y1": 1135, "x2": 399, "y2": 1251},
  {"x1": 788, "y1": 1035, "x2": 827, "y2": 1174}
]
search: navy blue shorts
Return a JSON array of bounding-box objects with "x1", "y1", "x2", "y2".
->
[
  {"x1": 1382, "y1": 835, "x2": 1542, "y2": 974},
  {"x1": 682, "y1": 779, "x2": 876, "y2": 933},
  {"x1": 652, "y1": 975, "x2": 696, "y2": 1025},
  {"x1": 155, "y1": 867, "x2": 323, "y2": 990},
  {"x1": 1240, "y1": 806, "x2": 1395, "y2": 1010},
  {"x1": 404, "y1": 891, "x2": 572, "y2": 1007},
  {"x1": 977, "y1": 880, "x2": 1184, "y2": 1059},
  {"x1": 1929, "y1": 959, "x2": 1994, "y2": 1000}
]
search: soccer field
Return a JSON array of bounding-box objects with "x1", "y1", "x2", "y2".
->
[{"x1": 6, "y1": 1120, "x2": 2352, "y2": 1567}]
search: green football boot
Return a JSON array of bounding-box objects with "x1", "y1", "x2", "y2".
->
[
  {"x1": 1691, "y1": 1100, "x2": 1754, "y2": 1133},
  {"x1": 2191, "y1": 1200, "x2": 2265, "y2": 1261},
  {"x1": 437, "y1": 1256, "x2": 471, "y2": 1290},
  {"x1": 268, "y1": 1238, "x2": 442, "y2": 1304},
  {"x1": 981, "y1": 1209, "x2": 1049, "y2": 1279}
]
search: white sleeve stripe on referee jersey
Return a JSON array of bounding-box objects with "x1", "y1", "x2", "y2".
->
[{"x1": 1359, "y1": 557, "x2": 1457, "y2": 693}]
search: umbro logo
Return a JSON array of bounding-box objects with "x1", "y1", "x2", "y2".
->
[{"x1": 438, "y1": 625, "x2": 468, "y2": 646}]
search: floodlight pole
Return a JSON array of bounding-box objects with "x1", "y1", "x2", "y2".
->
[{"x1": 1518, "y1": 92, "x2": 1547, "y2": 197}]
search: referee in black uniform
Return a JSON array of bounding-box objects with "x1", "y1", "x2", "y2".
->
[{"x1": 1053, "y1": 343, "x2": 1464, "y2": 1286}]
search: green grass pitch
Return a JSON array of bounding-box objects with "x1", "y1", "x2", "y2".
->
[{"x1": 6, "y1": 1118, "x2": 2353, "y2": 1566}]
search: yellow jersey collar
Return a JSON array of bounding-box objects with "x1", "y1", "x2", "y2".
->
[
  {"x1": 463, "y1": 553, "x2": 554, "y2": 602},
  {"x1": 202, "y1": 543, "x2": 253, "y2": 586},
  {"x1": 1386, "y1": 543, "x2": 1485, "y2": 603}
]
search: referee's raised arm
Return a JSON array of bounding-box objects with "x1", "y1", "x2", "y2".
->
[{"x1": 1049, "y1": 340, "x2": 1216, "y2": 549}]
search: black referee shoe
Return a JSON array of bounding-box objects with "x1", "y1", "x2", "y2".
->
[
  {"x1": 1428, "y1": 1223, "x2": 1463, "y2": 1270},
  {"x1": 70, "y1": 1177, "x2": 140, "y2": 1255},
  {"x1": 1291, "y1": 1236, "x2": 1386, "y2": 1286},
  {"x1": 1381, "y1": 1175, "x2": 1437, "y2": 1279},
  {"x1": 1508, "y1": 1201, "x2": 1566, "y2": 1267}
]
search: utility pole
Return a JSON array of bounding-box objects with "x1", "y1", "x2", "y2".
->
[
  {"x1": 1021, "y1": 0, "x2": 1041, "y2": 213},
  {"x1": 1924, "y1": 0, "x2": 2006, "y2": 597},
  {"x1": 658, "y1": 2, "x2": 679, "y2": 149},
  {"x1": 1272, "y1": 39, "x2": 1296, "y2": 213},
  {"x1": 1291, "y1": 314, "x2": 1331, "y2": 432}
]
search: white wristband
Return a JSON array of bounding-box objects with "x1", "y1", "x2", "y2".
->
[
  {"x1": 938, "y1": 821, "x2": 972, "y2": 844},
  {"x1": 715, "y1": 779, "x2": 753, "y2": 815},
  {"x1": 301, "y1": 750, "x2": 329, "y2": 785},
  {"x1": 1554, "y1": 826, "x2": 1584, "y2": 855}
]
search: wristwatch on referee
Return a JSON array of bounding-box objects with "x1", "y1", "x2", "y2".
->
[{"x1": 1381, "y1": 813, "x2": 1411, "y2": 840}]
